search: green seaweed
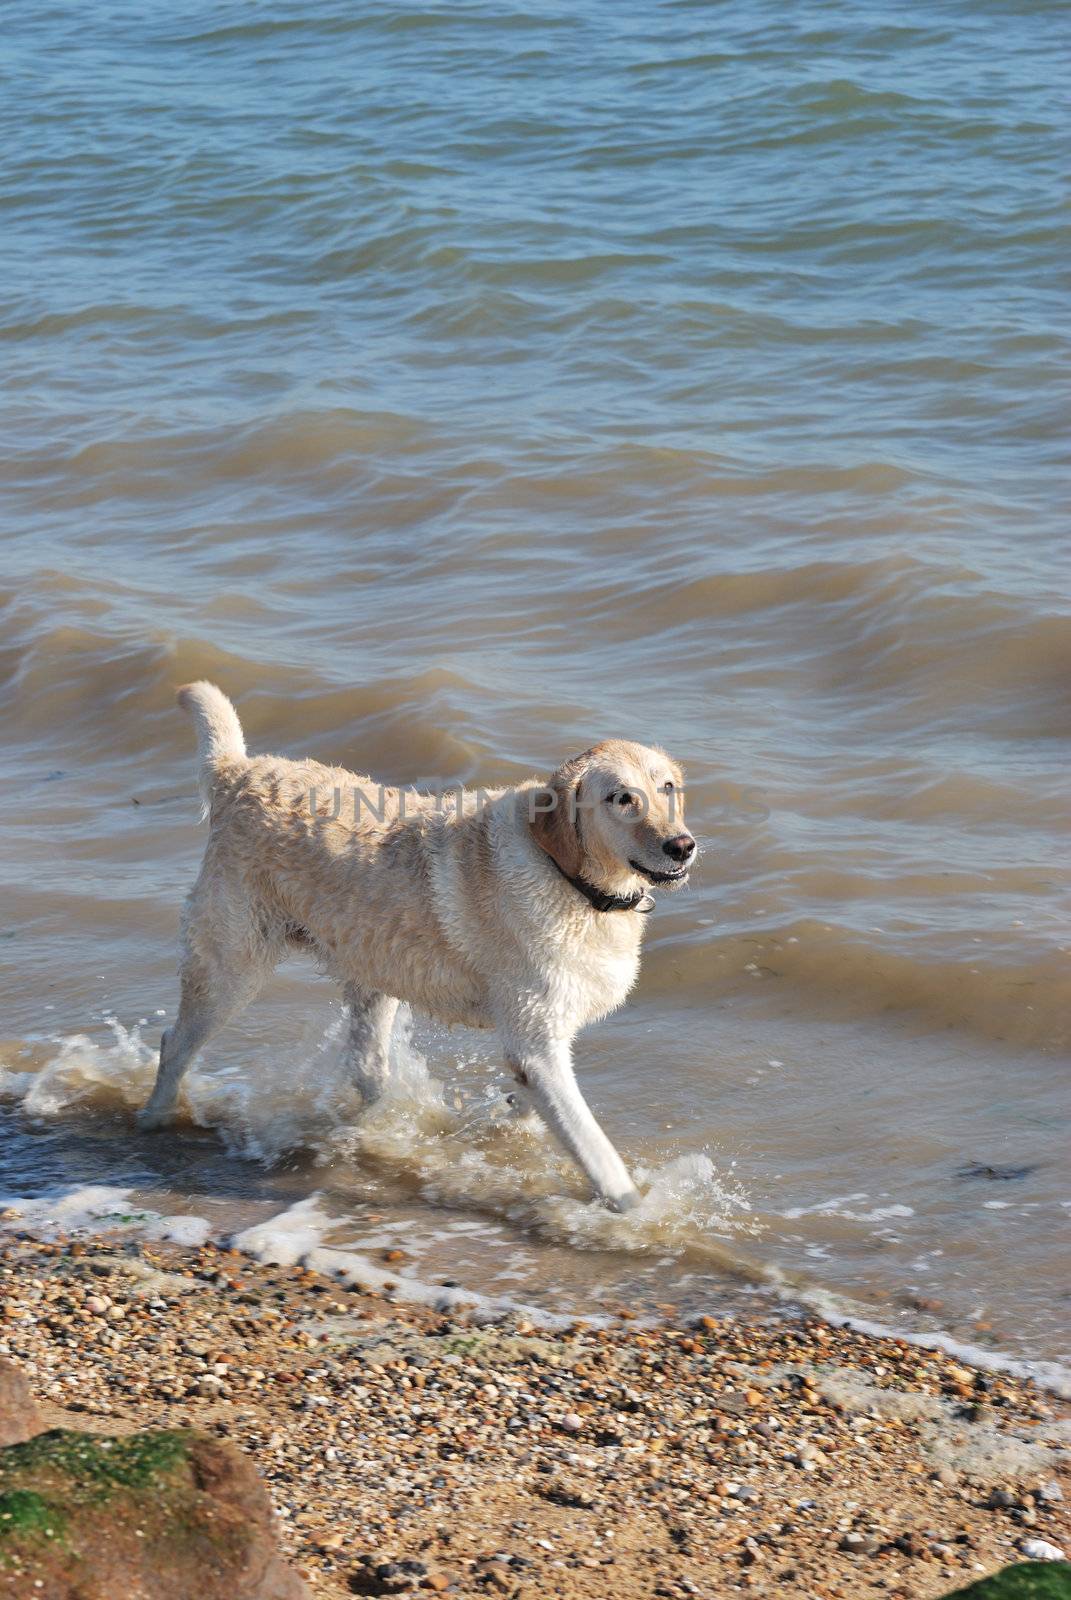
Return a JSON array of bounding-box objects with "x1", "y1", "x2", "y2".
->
[
  {"x1": 0, "y1": 1428, "x2": 192, "y2": 1501},
  {"x1": 0, "y1": 1489, "x2": 67, "y2": 1544},
  {"x1": 0, "y1": 1429, "x2": 258, "y2": 1577},
  {"x1": 939, "y1": 1562, "x2": 1071, "y2": 1598},
  {"x1": 0, "y1": 1429, "x2": 196, "y2": 1571}
]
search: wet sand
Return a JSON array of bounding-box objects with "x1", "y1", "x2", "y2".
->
[{"x1": 1, "y1": 1231, "x2": 1066, "y2": 1598}]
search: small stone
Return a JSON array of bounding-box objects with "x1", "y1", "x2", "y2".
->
[
  {"x1": 1038, "y1": 1481, "x2": 1064, "y2": 1503},
  {"x1": 1021, "y1": 1539, "x2": 1066, "y2": 1562},
  {"x1": 365, "y1": 1558, "x2": 428, "y2": 1593},
  {"x1": 561, "y1": 1412, "x2": 583, "y2": 1432}
]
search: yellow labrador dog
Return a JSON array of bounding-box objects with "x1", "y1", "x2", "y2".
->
[{"x1": 140, "y1": 682, "x2": 696, "y2": 1210}]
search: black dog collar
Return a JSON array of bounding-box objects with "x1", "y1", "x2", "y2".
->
[{"x1": 547, "y1": 857, "x2": 654, "y2": 914}]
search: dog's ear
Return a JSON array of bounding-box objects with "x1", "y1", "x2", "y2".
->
[{"x1": 530, "y1": 763, "x2": 584, "y2": 879}]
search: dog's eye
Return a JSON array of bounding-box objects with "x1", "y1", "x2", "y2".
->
[
  {"x1": 661, "y1": 780, "x2": 675, "y2": 794},
  {"x1": 605, "y1": 790, "x2": 634, "y2": 807}
]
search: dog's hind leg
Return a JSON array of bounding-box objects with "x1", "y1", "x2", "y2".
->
[
  {"x1": 138, "y1": 945, "x2": 267, "y2": 1130},
  {"x1": 343, "y1": 983, "x2": 399, "y2": 1104},
  {"x1": 501, "y1": 1028, "x2": 640, "y2": 1213}
]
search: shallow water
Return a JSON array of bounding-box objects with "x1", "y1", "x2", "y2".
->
[{"x1": 1, "y1": 1, "x2": 1068, "y2": 1378}]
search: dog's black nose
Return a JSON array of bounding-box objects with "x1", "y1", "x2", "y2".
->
[{"x1": 662, "y1": 834, "x2": 696, "y2": 863}]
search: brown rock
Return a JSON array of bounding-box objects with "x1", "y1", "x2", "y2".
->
[
  {"x1": 0, "y1": 1426, "x2": 308, "y2": 1599},
  {"x1": 0, "y1": 1360, "x2": 44, "y2": 1448}
]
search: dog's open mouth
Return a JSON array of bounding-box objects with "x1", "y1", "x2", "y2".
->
[{"x1": 629, "y1": 860, "x2": 690, "y2": 885}]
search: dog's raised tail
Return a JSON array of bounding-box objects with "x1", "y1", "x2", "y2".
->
[{"x1": 176, "y1": 681, "x2": 246, "y2": 810}]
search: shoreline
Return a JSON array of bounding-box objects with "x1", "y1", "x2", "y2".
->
[
  {"x1": 4, "y1": 1172, "x2": 1067, "y2": 1401},
  {"x1": 0, "y1": 1231, "x2": 1067, "y2": 1598}
]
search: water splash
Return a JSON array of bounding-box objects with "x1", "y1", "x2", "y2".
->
[
  {"x1": 0, "y1": 1014, "x2": 761, "y2": 1276},
  {"x1": 0, "y1": 1019, "x2": 157, "y2": 1117}
]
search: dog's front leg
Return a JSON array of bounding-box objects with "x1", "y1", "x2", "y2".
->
[
  {"x1": 502, "y1": 1031, "x2": 640, "y2": 1213},
  {"x1": 343, "y1": 984, "x2": 399, "y2": 1104}
]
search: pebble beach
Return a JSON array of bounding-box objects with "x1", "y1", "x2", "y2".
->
[{"x1": 1, "y1": 1229, "x2": 1066, "y2": 1599}]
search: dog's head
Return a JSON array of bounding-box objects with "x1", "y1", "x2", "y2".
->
[{"x1": 530, "y1": 740, "x2": 695, "y2": 893}]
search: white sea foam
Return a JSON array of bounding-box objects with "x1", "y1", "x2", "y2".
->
[
  {"x1": 798, "y1": 1283, "x2": 1071, "y2": 1400},
  {"x1": 780, "y1": 1195, "x2": 915, "y2": 1223},
  {"x1": 0, "y1": 1183, "x2": 212, "y2": 1247},
  {"x1": 232, "y1": 1193, "x2": 577, "y2": 1325},
  {"x1": 233, "y1": 1194, "x2": 338, "y2": 1267}
]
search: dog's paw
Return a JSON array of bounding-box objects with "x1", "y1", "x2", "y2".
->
[{"x1": 135, "y1": 1107, "x2": 170, "y2": 1133}]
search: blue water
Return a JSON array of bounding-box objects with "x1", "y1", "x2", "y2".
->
[
  {"x1": 4, "y1": 3, "x2": 1067, "y2": 531},
  {"x1": 0, "y1": 1, "x2": 1068, "y2": 1371}
]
